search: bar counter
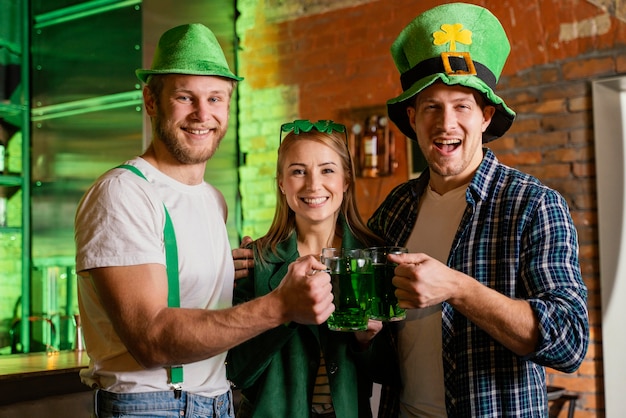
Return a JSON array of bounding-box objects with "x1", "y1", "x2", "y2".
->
[{"x1": 0, "y1": 350, "x2": 90, "y2": 406}]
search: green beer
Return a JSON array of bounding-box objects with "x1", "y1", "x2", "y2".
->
[
  {"x1": 323, "y1": 248, "x2": 370, "y2": 332},
  {"x1": 350, "y1": 256, "x2": 373, "y2": 312},
  {"x1": 367, "y1": 247, "x2": 407, "y2": 321}
]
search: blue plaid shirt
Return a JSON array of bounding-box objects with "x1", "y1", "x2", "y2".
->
[{"x1": 370, "y1": 149, "x2": 589, "y2": 417}]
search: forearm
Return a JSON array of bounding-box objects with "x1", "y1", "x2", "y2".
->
[
  {"x1": 449, "y1": 274, "x2": 539, "y2": 356},
  {"x1": 94, "y1": 257, "x2": 332, "y2": 368},
  {"x1": 129, "y1": 291, "x2": 288, "y2": 368}
]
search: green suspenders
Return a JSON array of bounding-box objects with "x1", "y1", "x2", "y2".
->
[{"x1": 116, "y1": 164, "x2": 183, "y2": 395}]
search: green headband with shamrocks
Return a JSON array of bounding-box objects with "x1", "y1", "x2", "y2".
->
[
  {"x1": 278, "y1": 119, "x2": 352, "y2": 163},
  {"x1": 280, "y1": 119, "x2": 346, "y2": 138},
  {"x1": 278, "y1": 118, "x2": 355, "y2": 180}
]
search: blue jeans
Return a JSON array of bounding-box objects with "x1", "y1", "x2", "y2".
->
[{"x1": 94, "y1": 388, "x2": 234, "y2": 418}]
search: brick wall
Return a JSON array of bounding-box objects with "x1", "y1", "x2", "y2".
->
[
  {"x1": 236, "y1": 1, "x2": 621, "y2": 416},
  {"x1": 495, "y1": 59, "x2": 603, "y2": 417}
]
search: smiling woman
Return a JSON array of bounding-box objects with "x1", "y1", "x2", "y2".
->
[
  {"x1": 259, "y1": 119, "x2": 380, "y2": 258},
  {"x1": 278, "y1": 130, "x2": 348, "y2": 238},
  {"x1": 226, "y1": 119, "x2": 392, "y2": 418}
]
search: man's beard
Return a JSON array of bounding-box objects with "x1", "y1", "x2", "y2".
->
[{"x1": 153, "y1": 111, "x2": 223, "y2": 164}]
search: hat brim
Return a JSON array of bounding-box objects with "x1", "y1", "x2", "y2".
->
[
  {"x1": 135, "y1": 67, "x2": 244, "y2": 83},
  {"x1": 387, "y1": 74, "x2": 515, "y2": 143}
]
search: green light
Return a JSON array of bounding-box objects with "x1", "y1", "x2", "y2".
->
[
  {"x1": 31, "y1": 91, "x2": 142, "y2": 121},
  {"x1": 34, "y1": 0, "x2": 142, "y2": 28}
]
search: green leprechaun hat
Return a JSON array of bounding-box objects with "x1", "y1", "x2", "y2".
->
[
  {"x1": 387, "y1": 2, "x2": 515, "y2": 142},
  {"x1": 136, "y1": 23, "x2": 243, "y2": 83}
]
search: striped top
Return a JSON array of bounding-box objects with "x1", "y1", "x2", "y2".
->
[{"x1": 312, "y1": 350, "x2": 334, "y2": 413}]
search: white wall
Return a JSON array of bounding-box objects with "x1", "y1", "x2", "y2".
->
[{"x1": 592, "y1": 76, "x2": 626, "y2": 418}]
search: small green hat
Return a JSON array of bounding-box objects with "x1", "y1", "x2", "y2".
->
[
  {"x1": 136, "y1": 23, "x2": 243, "y2": 83},
  {"x1": 387, "y1": 3, "x2": 515, "y2": 142}
]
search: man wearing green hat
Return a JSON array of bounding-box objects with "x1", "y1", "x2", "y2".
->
[
  {"x1": 368, "y1": 3, "x2": 589, "y2": 417},
  {"x1": 75, "y1": 23, "x2": 335, "y2": 417}
]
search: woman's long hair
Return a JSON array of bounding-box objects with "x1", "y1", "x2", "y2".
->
[{"x1": 254, "y1": 128, "x2": 381, "y2": 264}]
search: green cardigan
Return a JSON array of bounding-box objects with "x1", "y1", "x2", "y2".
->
[{"x1": 226, "y1": 221, "x2": 397, "y2": 418}]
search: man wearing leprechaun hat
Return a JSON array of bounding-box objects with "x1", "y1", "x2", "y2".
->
[
  {"x1": 75, "y1": 24, "x2": 336, "y2": 417},
  {"x1": 368, "y1": 3, "x2": 589, "y2": 417}
]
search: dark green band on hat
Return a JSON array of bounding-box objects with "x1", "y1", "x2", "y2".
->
[{"x1": 400, "y1": 56, "x2": 496, "y2": 92}]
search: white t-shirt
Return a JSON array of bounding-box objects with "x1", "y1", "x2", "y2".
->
[
  {"x1": 75, "y1": 157, "x2": 234, "y2": 396},
  {"x1": 400, "y1": 183, "x2": 468, "y2": 417}
]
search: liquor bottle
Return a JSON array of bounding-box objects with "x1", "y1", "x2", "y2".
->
[
  {"x1": 378, "y1": 116, "x2": 390, "y2": 176},
  {"x1": 360, "y1": 115, "x2": 380, "y2": 177}
]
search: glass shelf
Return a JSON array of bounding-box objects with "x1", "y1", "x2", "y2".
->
[
  {"x1": 0, "y1": 175, "x2": 23, "y2": 187},
  {"x1": 0, "y1": 102, "x2": 26, "y2": 119},
  {"x1": 0, "y1": 0, "x2": 31, "y2": 355},
  {"x1": 0, "y1": 226, "x2": 22, "y2": 234}
]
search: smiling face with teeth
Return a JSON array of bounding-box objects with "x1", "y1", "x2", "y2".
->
[
  {"x1": 146, "y1": 74, "x2": 233, "y2": 166},
  {"x1": 407, "y1": 82, "x2": 495, "y2": 194},
  {"x1": 277, "y1": 135, "x2": 349, "y2": 231}
]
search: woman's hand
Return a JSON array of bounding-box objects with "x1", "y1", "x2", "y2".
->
[
  {"x1": 354, "y1": 319, "x2": 383, "y2": 350},
  {"x1": 232, "y1": 236, "x2": 254, "y2": 281}
]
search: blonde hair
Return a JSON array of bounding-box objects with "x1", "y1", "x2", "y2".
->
[{"x1": 254, "y1": 128, "x2": 381, "y2": 264}]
